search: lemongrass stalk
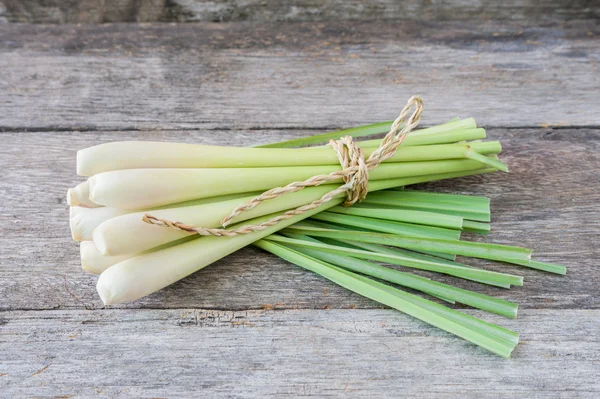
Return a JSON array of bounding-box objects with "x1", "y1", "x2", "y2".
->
[
  {"x1": 465, "y1": 149, "x2": 509, "y2": 172},
  {"x1": 278, "y1": 235, "x2": 518, "y2": 318},
  {"x1": 359, "y1": 128, "x2": 486, "y2": 147},
  {"x1": 256, "y1": 118, "x2": 474, "y2": 148},
  {"x1": 81, "y1": 241, "x2": 133, "y2": 274},
  {"x1": 395, "y1": 190, "x2": 491, "y2": 206},
  {"x1": 312, "y1": 212, "x2": 461, "y2": 240},
  {"x1": 69, "y1": 192, "x2": 265, "y2": 243},
  {"x1": 500, "y1": 259, "x2": 567, "y2": 275},
  {"x1": 462, "y1": 220, "x2": 491, "y2": 235},
  {"x1": 77, "y1": 137, "x2": 497, "y2": 177},
  {"x1": 328, "y1": 238, "x2": 464, "y2": 270},
  {"x1": 255, "y1": 240, "x2": 515, "y2": 358},
  {"x1": 70, "y1": 206, "x2": 129, "y2": 241},
  {"x1": 89, "y1": 158, "x2": 494, "y2": 209},
  {"x1": 362, "y1": 192, "x2": 491, "y2": 222},
  {"x1": 278, "y1": 233, "x2": 457, "y2": 303},
  {"x1": 283, "y1": 226, "x2": 532, "y2": 263},
  {"x1": 93, "y1": 168, "x2": 494, "y2": 256},
  {"x1": 296, "y1": 218, "x2": 457, "y2": 261},
  {"x1": 67, "y1": 180, "x2": 101, "y2": 208},
  {"x1": 255, "y1": 121, "x2": 395, "y2": 148},
  {"x1": 96, "y1": 195, "x2": 345, "y2": 305},
  {"x1": 93, "y1": 185, "x2": 336, "y2": 256},
  {"x1": 333, "y1": 239, "x2": 510, "y2": 289},
  {"x1": 81, "y1": 235, "x2": 199, "y2": 274},
  {"x1": 328, "y1": 206, "x2": 464, "y2": 230},
  {"x1": 267, "y1": 235, "x2": 522, "y2": 287}
]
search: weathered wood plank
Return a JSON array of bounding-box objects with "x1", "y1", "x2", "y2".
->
[
  {"x1": 1, "y1": 308, "x2": 598, "y2": 397},
  {"x1": 1, "y1": 21, "x2": 599, "y2": 130},
  {"x1": 2, "y1": 0, "x2": 599, "y2": 24},
  {"x1": 1, "y1": 128, "x2": 597, "y2": 311}
]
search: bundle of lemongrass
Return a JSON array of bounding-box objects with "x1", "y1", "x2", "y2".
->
[{"x1": 68, "y1": 115, "x2": 565, "y2": 358}]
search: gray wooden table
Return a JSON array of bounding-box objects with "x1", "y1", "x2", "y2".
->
[{"x1": 1, "y1": 2, "x2": 599, "y2": 397}]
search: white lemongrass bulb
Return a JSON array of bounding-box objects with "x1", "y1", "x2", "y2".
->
[
  {"x1": 81, "y1": 241, "x2": 133, "y2": 274},
  {"x1": 70, "y1": 206, "x2": 130, "y2": 241},
  {"x1": 67, "y1": 180, "x2": 102, "y2": 208},
  {"x1": 88, "y1": 165, "x2": 341, "y2": 210},
  {"x1": 96, "y1": 200, "x2": 342, "y2": 305},
  {"x1": 77, "y1": 141, "x2": 339, "y2": 177},
  {"x1": 92, "y1": 184, "x2": 336, "y2": 256}
]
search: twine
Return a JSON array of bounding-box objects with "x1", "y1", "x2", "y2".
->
[{"x1": 142, "y1": 96, "x2": 424, "y2": 236}]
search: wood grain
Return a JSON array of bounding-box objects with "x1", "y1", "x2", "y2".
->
[
  {"x1": 1, "y1": 128, "x2": 597, "y2": 311},
  {"x1": 1, "y1": 21, "x2": 599, "y2": 131},
  {"x1": 1, "y1": 308, "x2": 598, "y2": 397},
  {"x1": 2, "y1": 0, "x2": 598, "y2": 24},
  {"x1": 0, "y1": 17, "x2": 599, "y2": 396}
]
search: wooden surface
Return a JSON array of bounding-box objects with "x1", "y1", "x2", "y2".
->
[
  {"x1": 2, "y1": 0, "x2": 598, "y2": 23},
  {"x1": 1, "y1": 17, "x2": 599, "y2": 398}
]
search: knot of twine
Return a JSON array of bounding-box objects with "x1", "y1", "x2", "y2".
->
[{"x1": 142, "y1": 96, "x2": 424, "y2": 236}]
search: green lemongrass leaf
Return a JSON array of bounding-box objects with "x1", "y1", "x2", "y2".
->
[
  {"x1": 335, "y1": 239, "x2": 465, "y2": 268},
  {"x1": 393, "y1": 189, "x2": 491, "y2": 207},
  {"x1": 366, "y1": 167, "x2": 498, "y2": 193},
  {"x1": 503, "y1": 259, "x2": 567, "y2": 275},
  {"x1": 359, "y1": 275, "x2": 518, "y2": 348},
  {"x1": 336, "y1": 239, "x2": 511, "y2": 289},
  {"x1": 328, "y1": 206, "x2": 465, "y2": 230},
  {"x1": 286, "y1": 226, "x2": 531, "y2": 263},
  {"x1": 462, "y1": 220, "x2": 491, "y2": 235},
  {"x1": 314, "y1": 212, "x2": 461, "y2": 240},
  {"x1": 301, "y1": 216, "x2": 458, "y2": 260},
  {"x1": 255, "y1": 117, "x2": 472, "y2": 149},
  {"x1": 267, "y1": 235, "x2": 523, "y2": 287},
  {"x1": 286, "y1": 236, "x2": 519, "y2": 319},
  {"x1": 255, "y1": 121, "x2": 395, "y2": 148},
  {"x1": 466, "y1": 149, "x2": 509, "y2": 172},
  {"x1": 255, "y1": 240, "x2": 515, "y2": 358},
  {"x1": 362, "y1": 192, "x2": 490, "y2": 222},
  {"x1": 360, "y1": 128, "x2": 486, "y2": 147},
  {"x1": 283, "y1": 233, "x2": 455, "y2": 304},
  {"x1": 358, "y1": 201, "x2": 491, "y2": 223}
]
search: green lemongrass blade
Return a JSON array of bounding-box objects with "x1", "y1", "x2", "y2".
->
[
  {"x1": 328, "y1": 206, "x2": 464, "y2": 230},
  {"x1": 365, "y1": 167, "x2": 498, "y2": 193},
  {"x1": 282, "y1": 233, "x2": 457, "y2": 303},
  {"x1": 314, "y1": 212, "x2": 460, "y2": 240},
  {"x1": 282, "y1": 232, "x2": 456, "y2": 303},
  {"x1": 256, "y1": 118, "x2": 473, "y2": 148},
  {"x1": 255, "y1": 121, "x2": 394, "y2": 148},
  {"x1": 287, "y1": 240, "x2": 518, "y2": 319},
  {"x1": 338, "y1": 239, "x2": 464, "y2": 268},
  {"x1": 268, "y1": 235, "x2": 523, "y2": 287},
  {"x1": 278, "y1": 234, "x2": 516, "y2": 343},
  {"x1": 338, "y1": 239, "x2": 511, "y2": 289},
  {"x1": 290, "y1": 241, "x2": 518, "y2": 344},
  {"x1": 393, "y1": 189, "x2": 491, "y2": 207},
  {"x1": 306, "y1": 214, "x2": 458, "y2": 260},
  {"x1": 331, "y1": 264, "x2": 518, "y2": 346},
  {"x1": 358, "y1": 201, "x2": 491, "y2": 223},
  {"x1": 462, "y1": 220, "x2": 491, "y2": 235},
  {"x1": 287, "y1": 227, "x2": 531, "y2": 263},
  {"x1": 360, "y1": 128, "x2": 486, "y2": 147},
  {"x1": 255, "y1": 240, "x2": 514, "y2": 358},
  {"x1": 363, "y1": 191, "x2": 491, "y2": 221},
  {"x1": 504, "y1": 259, "x2": 567, "y2": 275},
  {"x1": 465, "y1": 149, "x2": 509, "y2": 172},
  {"x1": 357, "y1": 276, "x2": 518, "y2": 348}
]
